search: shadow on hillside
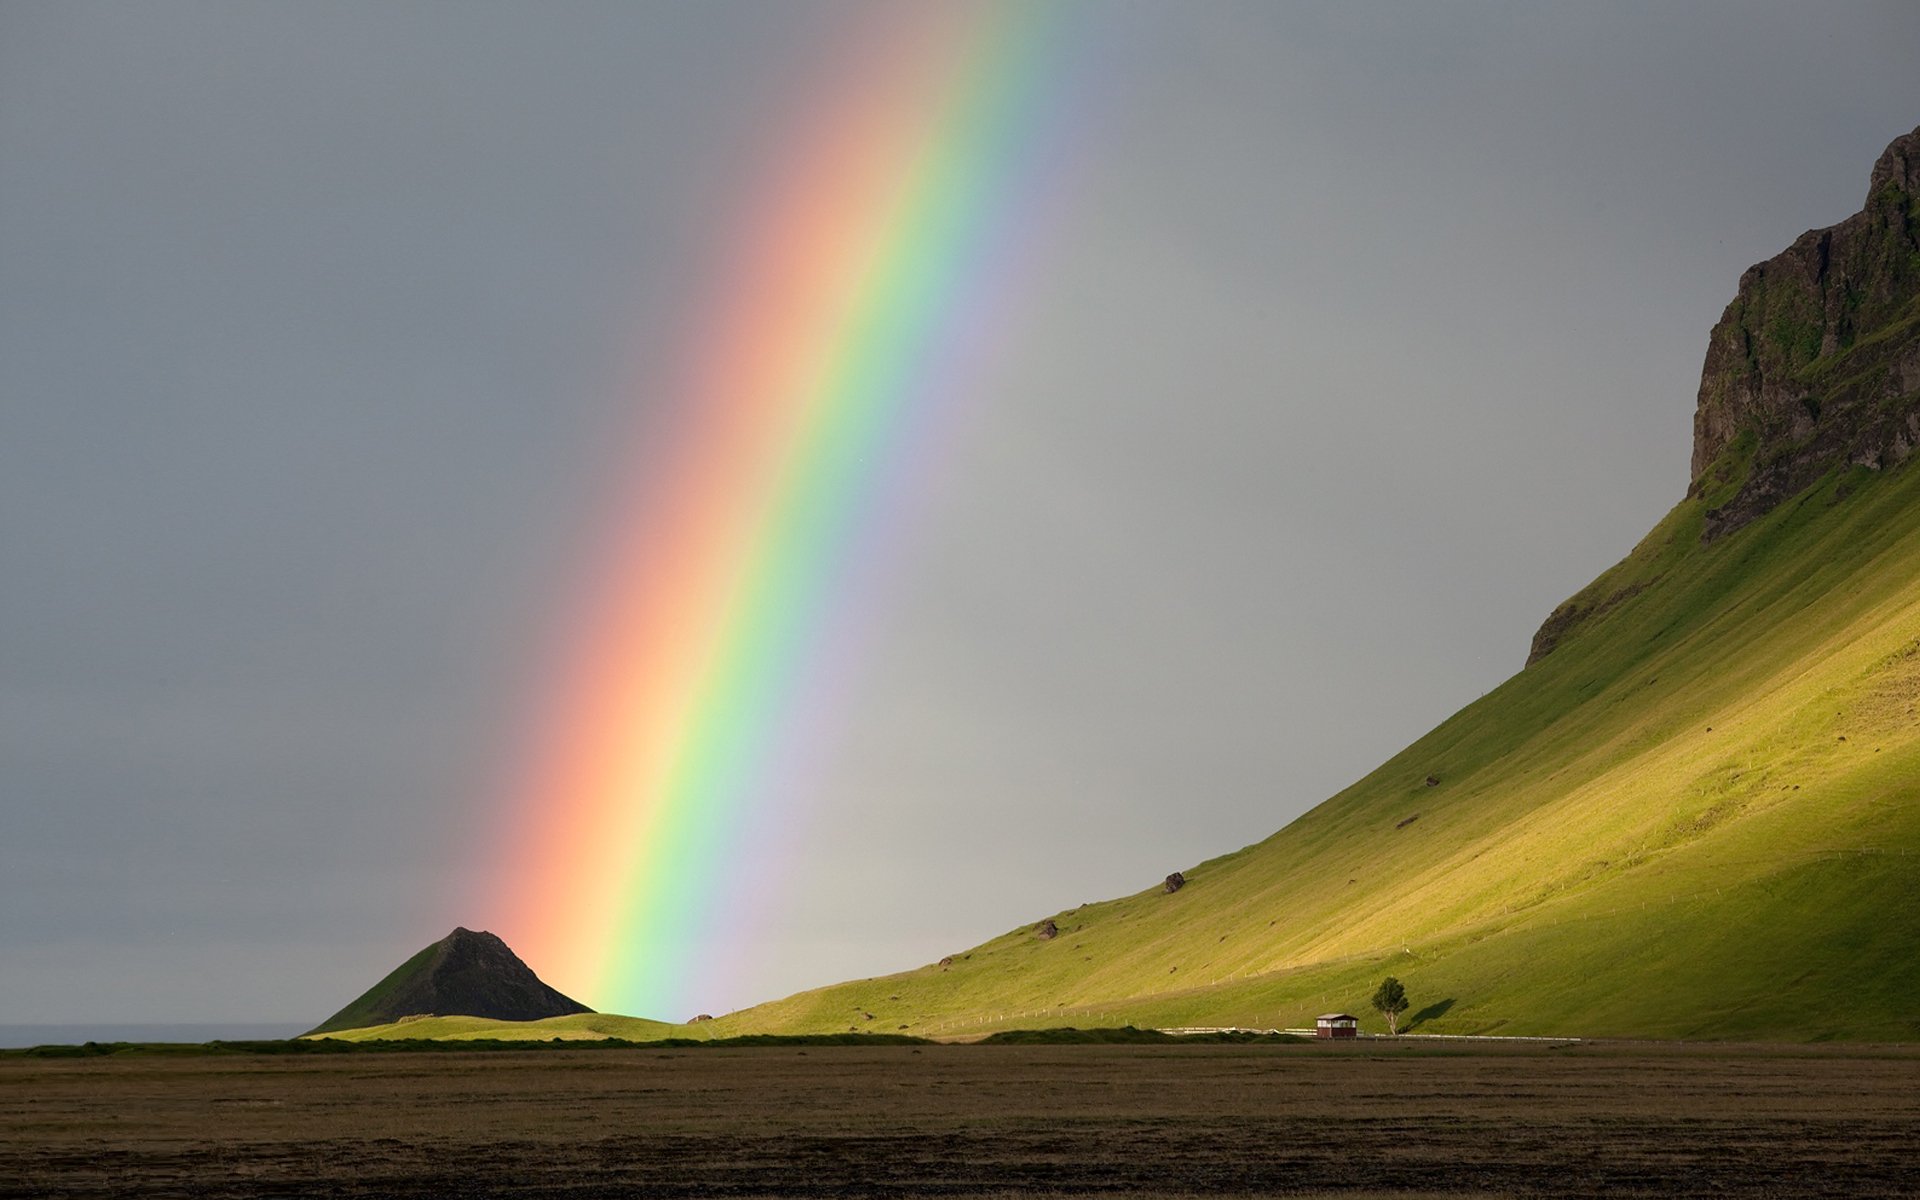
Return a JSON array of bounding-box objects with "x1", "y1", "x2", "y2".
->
[{"x1": 1405, "y1": 998, "x2": 1455, "y2": 1031}]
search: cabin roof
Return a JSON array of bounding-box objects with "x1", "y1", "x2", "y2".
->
[{"x1": 1316, "y1": 1013, "x2": 1358, "y2": 1022}]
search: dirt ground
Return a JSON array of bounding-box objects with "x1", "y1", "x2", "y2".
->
[{"x1": 1, "y1": 1039, "x2": 1915, "y2": 1198}]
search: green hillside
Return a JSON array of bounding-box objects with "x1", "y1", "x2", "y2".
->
[
  {"x1": 310, "y1": 938, "x2": 443, "y2": 1036},
  {"x1": 404, "y1": 126, "x2": 1920, "y2": 1046},
  {"x1": 708, "y1": 457, "x2": 1920, "y2": 1041},
  {"x1": 683, "y1": 124, "x2": 1920, "y2": 1044},
  {"x1": 419, "y1": 451, "x2": 1920, "y2": 1043}
]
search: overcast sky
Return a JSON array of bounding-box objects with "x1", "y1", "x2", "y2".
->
[{"x1": 4, "y1": 2, "x2": 1918, "y2": 1027}]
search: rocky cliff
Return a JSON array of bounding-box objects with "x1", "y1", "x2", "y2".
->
[
  {"x1": 1690, "y1": 123, "x2": 1920, "y2": 540},
  {"x1": 1530, "y1": 124, "x2": 1920, "y2": 665}
]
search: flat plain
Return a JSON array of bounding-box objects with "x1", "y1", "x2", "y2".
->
[{"x1": 2, "y1": 1040, "x2": 1916, "y2": 1198}]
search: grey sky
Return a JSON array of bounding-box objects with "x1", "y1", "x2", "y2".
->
[{"x1": 4, "y1": 2, "x2": 1918, "y2": 1025}]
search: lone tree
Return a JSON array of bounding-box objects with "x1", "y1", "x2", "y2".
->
[{"x1": 1371, "y1": 976, "x2": 1410, "y2": 1035}]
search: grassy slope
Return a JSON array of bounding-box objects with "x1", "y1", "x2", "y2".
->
[
  {"x1": 306, "y1": 940, "x2": 443, "y2": 1035},
  {"x1": 390, "y1": 433, "x2": 1920, "y2": 1046},
  {"x1": 694, "y1": 452, "x2": 1920, "y2": 1042},
  {"x1": 312, "y1": 1012, "x2": 677, "y2": 1042}
]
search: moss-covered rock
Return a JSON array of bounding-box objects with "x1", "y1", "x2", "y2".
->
[{"x1": 1690, "y1": 123, "x2": 1920, "y2": 541}]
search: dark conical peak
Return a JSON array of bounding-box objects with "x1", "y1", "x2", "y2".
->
[
  {"x1": 442, "y1": 925, "x2": 493, "y2": 950},
  {"x1": 306, "y1": 926, "x2": 593, "y2": 1036}
]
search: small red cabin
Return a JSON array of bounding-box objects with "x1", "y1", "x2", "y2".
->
[{"x1": 1315, "y1": 1013, "x2": 1359, "y2": 1039}]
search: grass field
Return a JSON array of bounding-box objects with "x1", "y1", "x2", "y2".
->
[{"x1": 4, "y1": 1041, "x2": 1914, "y2": 1198}]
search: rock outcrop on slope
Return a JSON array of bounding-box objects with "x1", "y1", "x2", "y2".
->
[
  {"x1": 1531, "y1": 123, "x2": 1920, "y2": 664},
  {"x1": 307, "y1": 927, "x2": 592, "y2": 1036},
  {"x1": 1691, "y1": 124, "x2": 1920, "y2": 541}
]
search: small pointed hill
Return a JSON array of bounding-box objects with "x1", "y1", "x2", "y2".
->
[
  {"x1": 307, "y1": 927, "x2": 593, "y2": 1036},
  {"x1": 699, "y1": 122, "x2": 1920, "y2": 1043}
]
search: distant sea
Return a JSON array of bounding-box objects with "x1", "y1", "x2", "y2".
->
[{"x1": 0, "y1": 1023, "x2": 306, "y2": 1048}]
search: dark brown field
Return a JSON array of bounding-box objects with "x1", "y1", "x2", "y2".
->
[{"x1": 2, "y1": 1040, "x2": 1916, "y2": 1198}]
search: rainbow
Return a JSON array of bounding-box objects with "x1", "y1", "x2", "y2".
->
[{"x1": 492, "y1": 2, "x2": 1094, "y2": 1017}]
